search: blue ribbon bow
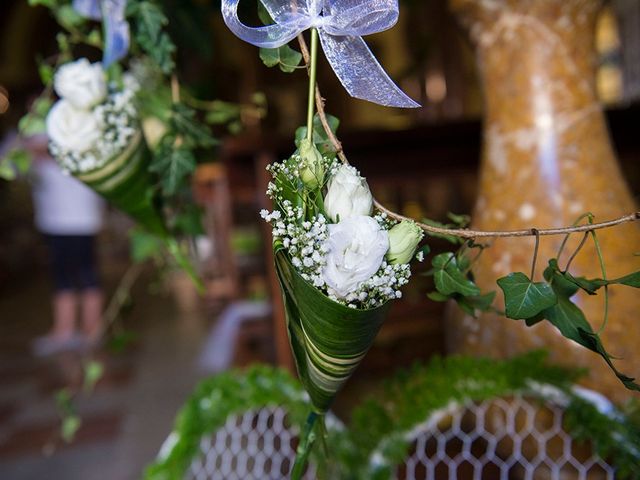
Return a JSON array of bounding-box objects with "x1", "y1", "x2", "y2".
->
[
  {"x1": 73, "y1": 0, "x2": 130, "y2": 68},
  {"x1": 222, "y1": 0, "x2": 419, "y2": 108}
]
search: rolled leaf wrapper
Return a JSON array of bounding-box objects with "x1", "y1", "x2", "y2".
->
[
  {"x1": 274, "y1": 243, "x2": 391, "y2": 413},
  {"x1": 71, "y1": 130, "x2": 166, "y2": 236}
]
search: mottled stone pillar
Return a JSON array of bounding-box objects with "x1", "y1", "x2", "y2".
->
[{"x1": 447, "y1": 0, "x2": 640, "y2": 403}]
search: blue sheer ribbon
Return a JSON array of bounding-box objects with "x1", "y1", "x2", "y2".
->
[
  {"x1": 222, "y1": 0, "x2": 419, "y2": 108},
  {"x1": 73, "y1": 0, "x2": 129, "y2": 68}
]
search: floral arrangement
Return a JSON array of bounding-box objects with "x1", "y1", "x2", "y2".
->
[
  {"x1": 47, "y1": 58, "x2": 138, "y2": 174},
  {"x1": 46, "y1": 57, "x2": 168, "y2": 237},
  {"x1": 262, "y1": 155, "x2": 420, "y2": 310},
  {"x1": 262, "y1": 138, "x2": 424, "y2": 436}
]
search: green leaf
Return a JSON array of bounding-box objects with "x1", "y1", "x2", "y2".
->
[
  {"x1": 129, "y1": 1, "x2": 176, "y2": 73},
  {"x1": 259, "y1": 45, "x2": 303, "y2": 73},
  {"x1": 151, "y1": 141, "x2": 196, "y2": 196},
  {"x1": 295, "y1": 113, "x2": 340, "y2": 155},
  {"x1": 446, "y1": 212, "x2": 470, "y2": 227},
  {"x1": 172, "y1": 205, "x2": 205, "y2": 236},
  {"x1": 608, "y1": 271, "x2": 640, "y2": 288},
  {"x1": 61, "y1": 415, "x2": 81, "y2": 443},
  {"x1": 432, "y1": 252, "x2": 481, "y2": 297},
  {"x1": 171, "y1": 104, "x2": 217, "y2": 148},
  {"x1": 427, "y1": 291, "x2": 449, "y2": 302},
  {"x1": 55, "y1": 4, "x2": 85, "y2": 30},
  {"x1": 83, "y1": 361, "x2": 104, "y2": 393},
  {"x1": 540, "y1": 273, "x2": 640, "y2": 392},
  {"x1": 274, "y1": 245, "x2": 391, "y2": 412},
  {"x1": 129, "y1": 228, "x2": 164, "y2": 262},
  {"x1": 19, "y1": 97, "x2": 52, "y2": 136},
  {"x1": 0, "y1": 149, "x2": 31, "y2": 180},
  {"x1": 421, "y1": 218, "x2": 465, "y2": 245},
  {"x1": 497, "y1": 272, "x2": 557, "y2": 320}
]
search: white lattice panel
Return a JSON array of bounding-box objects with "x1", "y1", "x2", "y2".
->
[
  {"x1": 398, "y1": 395, "x2": 616, "y2": 480},
  {"x1": 185, "y1": 407, "x2": 315, "y2": 480}
]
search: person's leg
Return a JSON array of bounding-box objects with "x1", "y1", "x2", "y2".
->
[
  {"x1": 81, "y1": 288, "x2": 103, "y2": 342},
  {"x1": 33, "y1": 235, "x2": 81, "y2": 355},
  {"x1": 76, "y1": 235, "x2": 104, "y2": 343},
  {"x1": 46, "y1": 234, "x2": 78, "y2": 339},
  {"x1": 52, "y1": 289, "x2": 77, "y2": 340}
]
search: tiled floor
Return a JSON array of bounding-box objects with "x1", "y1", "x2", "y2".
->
[{"x1": 0, "y1": 265, "x2": 218, "y2": 480}]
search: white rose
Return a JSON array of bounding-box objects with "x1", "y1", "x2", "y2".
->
[
  {"x1": 46, "y1": 100, "x2": 103, "y2": 153},
  {"x1": 324, "y1": 165, "x2": 373, "y2": 222},
  {"x1": 322, "y1": 215, "x2": 389, "y2": 299},
  {"x1": 54, "y1": 58, "x2": 107, "y2": 109}
]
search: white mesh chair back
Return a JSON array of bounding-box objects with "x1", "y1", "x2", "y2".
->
[
  {"x1": 185, "y1": 406, "x2": 335, "y2": 480},
  {"x1": 396, "y1": 394, "x2": 616, "y2": 480}
]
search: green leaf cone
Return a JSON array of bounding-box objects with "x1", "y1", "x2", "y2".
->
[
  {"x1": 73, "y1": 131, "x2": 167, "y2": 237},
  {"x1": 274, "y1": 245, "x2": 391, "y2": 413}
]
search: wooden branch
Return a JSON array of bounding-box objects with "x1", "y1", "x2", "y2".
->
[{"x1": 295, "y1": 34, "x2": 640, "y2": 240}]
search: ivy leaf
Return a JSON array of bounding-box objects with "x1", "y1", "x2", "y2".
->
[
  {"x1": 295, "y1": 113, "x2": 340, "y2": 155},
  {"x1": 172, "y1": 205, "x2": 205, "y2": 236},
  {"x1": 129, "y1": 227, "x2": 164, "y2": 262},
  {"x1": 542, "y1": 293, "x2": 640, "y2": 391},
  {"x1": 455, "y1": 291, "x2": 497, "y2": 318},
  {"x1": 259, "y1": 45, "x2": 303, "y2": 73},
  {"x1": 432, "y1": 252, "x2": 481, "y2": 297},
  {"x1": 427, "y1": 291, "x2": 449, "y2": 302},
  {"x1": 497, "y1": 272, "x2": 557, "y2": 320},
  {"x1": 171, "y1": 104, "x2": 217, "y2": 148},
  {"x1": 539, "y1": 271, "x2": 640, "y2": 391},
  {"x1": 129, "y1": 0, "x2": 176, "y2": 73},
  {"x1": 605, "y1": 271, "x2": 640, "y2": 288},
  {"x1": 150, "y1": 141, "x2": 196, "y2": 196},
  {"x1": 0, "y1": 149, "x2": 31, "y2": 180},
  {"x1": 83, "y1": 361, "x2": 104, "y2": 393}
]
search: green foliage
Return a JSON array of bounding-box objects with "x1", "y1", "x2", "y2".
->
[
  {"x1": 498, "y1": 259, "x2": 640, "y2": 392},
  {"x1": 83, "y1": 361, "x2": 104, "y2": 393},
  {"x1": 431, "y1": 252, "x2": 480, "y2": 297},
  {"x1": 128, "y1": 0, "x2": 176, "y2": 73},
  {"x1": 421, "y1": 213, "x2": 470, "y2": 245},
  {"x1": 130, "y1": 228, "x2": 165, "y2": 262},
  {"x1": 0, "y1": 149, "x2": 31, "y2": 181},
  {"x1": 350, "y1": 352, "x2": 640, "y2": 479},
  {"x1": 564, "y1": 396, "x2": 640, "y2": 479},
  {"x1": 497, "y1": 272, "x2": 557, "y2": 319},
  {"x1": 19, "y1": 97, "x2": 52, "y2": 136},
  {"x1": 55, "y1": 389, "x2": 81, "y2": 443},
  {"x1": 144, "y1": 366, "x2": 314, "y2": 480},
  {"x1": 169, "y1": 103, "x2": 217, "y2": 149},
  {"x1": 150, "y1": 141, "x2": 196, "y2": 196},
  {"x1": 295, "y1": 113, "x2": 340, "y2": 155},
  {"x1": 256, "y1": 1, "x2": 303, "y2": 73},
  {"x1": 259, "y1": 45, "x2": 303, "y2": 73}
]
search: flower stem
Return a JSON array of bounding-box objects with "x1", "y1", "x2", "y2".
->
[
  {"x1": 291, "y1": 411, "x2": 318, "y2": 480},
  {"x1": 306, "y1": 28, "x2": 319, "y2": 142}
]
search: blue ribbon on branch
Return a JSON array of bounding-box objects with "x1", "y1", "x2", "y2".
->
[
  {"x1": 222, "y1": 0, "x2": 420, "y2": 108},
  {"x1": 73, "y1": 0, "x2": 130, "y2": 68}
]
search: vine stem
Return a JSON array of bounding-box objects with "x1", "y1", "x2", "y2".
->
[
  {"x1": 295, "y1": 34, "x2": 640, "y2": 240},
  {"x1": 306, "y1": 28, "x2": 319, "y2": 142}
]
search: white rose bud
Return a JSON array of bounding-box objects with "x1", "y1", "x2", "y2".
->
[
  {"x1": 324, "y1": 165, "x2": 373, "y2": 222},
  {"x1": 298, "y1": 139, "x2": 325, "y2": 188},
  {"x1": 46, "y1": 100, "x2": 103, "y2": 153},
  {"x1": 386, "y1": 220, "x2": 424, "y2": 265},
  {"x1": 322, "y1": 215, "x2": 389, "y2": 299},
  {"x1": 54, "y1": 58, "x2": 107, "y2": 109}
]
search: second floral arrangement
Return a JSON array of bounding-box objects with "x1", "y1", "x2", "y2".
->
[{"x1": 261, "y1": 138, "x2": 423, "y2": 420}]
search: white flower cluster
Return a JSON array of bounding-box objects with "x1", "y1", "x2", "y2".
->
[
  {"x1": 334, "y1": 261, "x2": 411, "y2": 309},
  {"x1": 46, "y1": 58, "x2": 139, "y2": 174},
  {"x1": 262, "y1": 147, "x2": 421, "y2": 310},
  {"x1": 261, "y1": 205, "x2": 330, "y2": 289}
]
